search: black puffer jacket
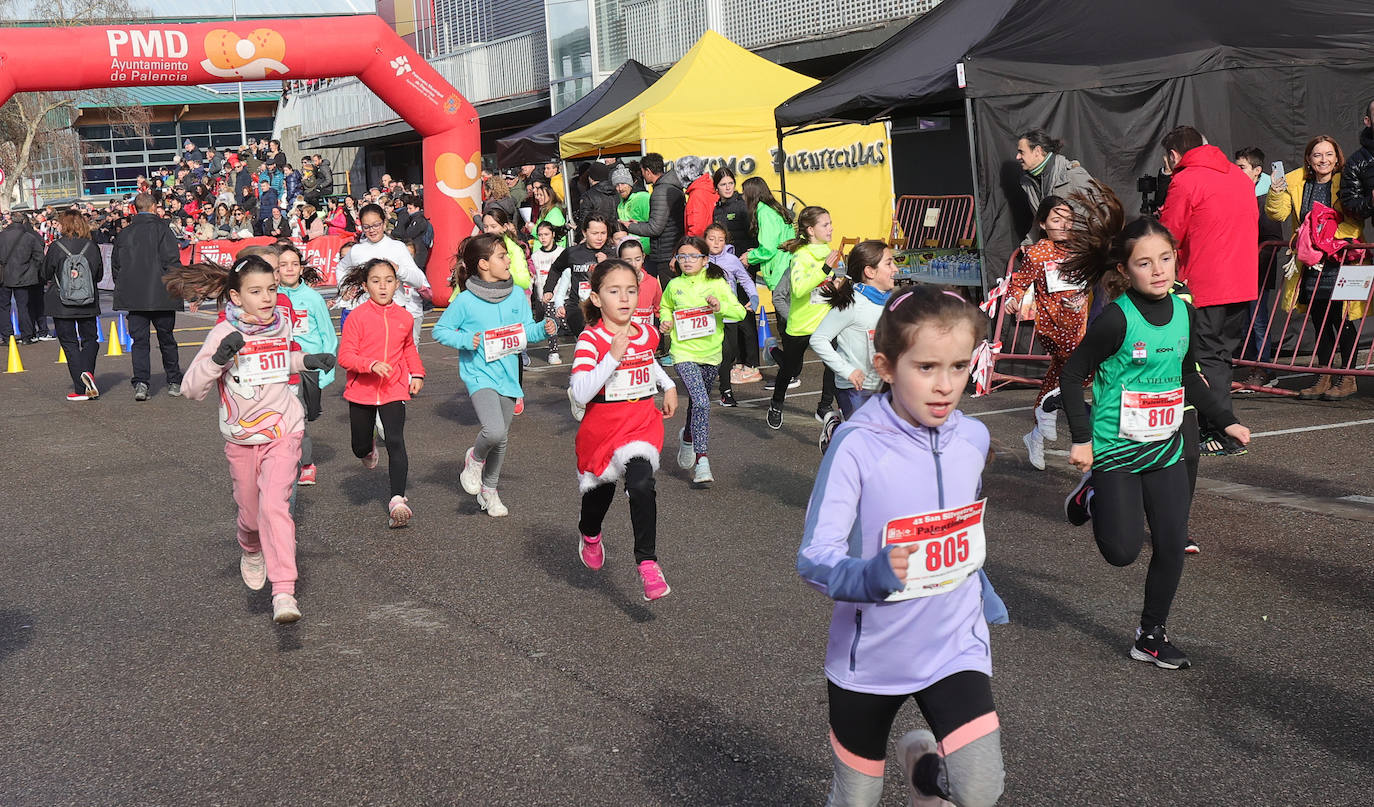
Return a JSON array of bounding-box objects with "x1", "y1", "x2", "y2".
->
[
  {"x1": 112, "y1": 212, "x2": 181, "y2": 312},
  {"x1": 576, "y1": 180, "x2": 620, "y2": 230},
  {"x1": 626, "y1": 169, "x2": 685, "y2": 265},
  {"x1": 1339, "y1": 127, "x2": 1374, "y2": 224},
  {"x1": 0, "y1": 222, "x2": 44, "y2": 287}
]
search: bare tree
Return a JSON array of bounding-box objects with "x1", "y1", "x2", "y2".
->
[{"x1": 0, "y1": 0, "x2": 150, "y2": 209}]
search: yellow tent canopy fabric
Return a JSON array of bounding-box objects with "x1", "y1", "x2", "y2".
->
[{"x1": 560, "y1": 31, "x2": 894, "y2": 243}]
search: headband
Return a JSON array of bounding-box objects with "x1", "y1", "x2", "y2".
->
[{"x1": 887, "y1": 289, "x2": 967, "y2": 310}]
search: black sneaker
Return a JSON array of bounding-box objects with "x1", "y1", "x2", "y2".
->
[
  {"x1": 1040, "y1": 388, "x2": 1062, "y2": 413},
  {"x1": 766, "y1": 406, "x2": 783, "y2": 430},
  {"x1": 719, "y1": 391, "x2": 738, "y2": 407},
  {"x1": 1220, "y1": 433, "x2": 1248, "y2": 457},
  {"x1": 1131, "y1": 626, "x2": 1191, "y2": 669},
  {"x1": 1198, "y1": 430, "x2": 1227, "y2": 456},
  {"x1": 763, "y1": 377, "x2": 801, "y2": 391},
  {"x1": 814, "y1": 404, "x2": 831, "y2": 423},
  {"x1": 1064, "y1": 473, "x2": 1093, "y2": 526},
  {"x1": 1184, "y1": 538, "x2": 1200, "y2": 555}
]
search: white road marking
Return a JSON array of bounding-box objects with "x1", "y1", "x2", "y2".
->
[{"x1": 1248, "y1": 418, "x2": 1374, "y2": 438}]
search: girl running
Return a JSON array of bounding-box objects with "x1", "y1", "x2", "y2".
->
[
  {"x1": 276, "y1": 244, "x2": 338, "y2": 486},
  {"x1": 171, "y1": 256, "x2": 337, "y2": 624},
  {"x1": 704, "y1": 222, "x2": 760, "y2": 407},
  {"x1": 530, "y1": 221, "x2": 565, "y2": 299},
  {"x1": 543, "y1": 213, "x2": 612, "y2": 365},
  {"x1": 1005, "y1": 196, "x2": 1089, "y2": 470},
  {"x1": 570, "y1": 259, "x2": 679, "y2": 600},
  {"x1": 809, "y1": 240, "x2": 897, "y2": 452},
  {"x1": 1058, "y1": 186, "x2": 1251, "y2": 670},
  {"x1": 337, "y1": 258, "x2": 426, "y2": 528},
  {"x1": 798, "y1": 285, "x2": 1004, "y2": 807},
  {"x1": 658, "y1": 237, "x2": 746, "y2": 486},
  {"x1": 766, "y1": 205, "x2": 839, "y2": 430},
  {"x1": 480, "y1": 208, "x2": 533, "y2": 291},
  {"x1": 433, "y1": 234, "x2": 554, "y2": 518}
]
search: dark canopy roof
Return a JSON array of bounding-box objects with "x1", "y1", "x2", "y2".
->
[
  {"x1": 777, "y1": 0, "x2": 1374, "y2": 127},
  {"x1": 496, "y1": 60, "x2": 661, "y2": 168}
]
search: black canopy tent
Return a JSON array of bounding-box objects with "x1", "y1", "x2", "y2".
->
[
  {"x1": 495, "y1": 60, "x2": 661, "y2": 169},
  {"x1": 776, "y1": 0, "x2": 1374, "y2": 273}
]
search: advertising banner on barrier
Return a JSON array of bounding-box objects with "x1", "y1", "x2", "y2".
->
[{"x1": 180, "y1": 234, "x2": 352, "y2": 286}]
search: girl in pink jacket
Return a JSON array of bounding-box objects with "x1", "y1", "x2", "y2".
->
[{"x1": 168, "y1": 255, "x2": 336, "y2": 625}]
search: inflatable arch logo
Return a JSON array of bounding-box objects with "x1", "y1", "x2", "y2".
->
[
  {"x1": 202, "y1": 29, "x2": 289, "y2": 80},
  {"x1": 105, "y1": 27, "x2": 289, "y2": 81}
]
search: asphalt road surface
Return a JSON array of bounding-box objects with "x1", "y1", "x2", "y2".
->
[{"x1": 2, "y1": 308, "x2": 1371, "y2": 806}]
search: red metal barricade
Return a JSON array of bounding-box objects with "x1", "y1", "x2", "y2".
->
[
  {"x1": 891, "y1": 195, "x2": 976, "y2": 249},
  {"x1": 978, "y1": 240, "x2": 1374, "y2": 396}
]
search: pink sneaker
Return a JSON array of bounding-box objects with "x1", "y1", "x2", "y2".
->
[
  {"x1": 362, "y1": 444, "x2": 379, "y2": 470},
  {"x1": 514, "y1": 397, "x2": 525, "y2": 416},
  {"x1": 387, "y1": 495, "x2": 412, "y2": 528},
  {"x1": 579, "y1": 533, "x2": 604, "y2": 570},
  {"x1": 637, "y1": 560, "x2": 671, "y2": 601},
  {"x1": 298, "y1": 464, "x2": 317, "y2": 485}
]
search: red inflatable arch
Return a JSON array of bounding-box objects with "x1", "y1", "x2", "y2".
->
[{"x1": 0, "y1": 15, "x2": 481, "y2": 298}]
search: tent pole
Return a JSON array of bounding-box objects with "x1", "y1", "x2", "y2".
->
[
  {"x1": 963, "y1": 95, "x2": 987, "y2": 295},
  {"x1": 561, "y1": 158, "x2": 576, "y2": 232},
  {"x1": 776, "y1": 126, "x2": 788, "y2": 205}
]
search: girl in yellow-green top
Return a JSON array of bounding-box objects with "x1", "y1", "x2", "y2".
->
[
  {"x1": 658, "y1": 236, "x2": 746, "y2": 486},
  {"x1": 482, "y1": 209, "x2": 532, "y2": 290},
  {"x1": 766, "y1": 205, "x2": 840, "y2": 431}
]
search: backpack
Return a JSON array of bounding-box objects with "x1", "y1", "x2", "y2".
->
[{"x1": 54, "y1": 240, "x2": 96, "y2": 306}]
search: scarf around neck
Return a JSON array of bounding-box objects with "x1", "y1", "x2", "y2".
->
[
  {"x1": 224, "y1": 301, "x2": 282, "y2": 335},
  {"x1": 467, "y1": 276, "x2": 513, "y2": 304},
  {"x1": 854, "y1": 283, "x2": 892, "y2": 306}
]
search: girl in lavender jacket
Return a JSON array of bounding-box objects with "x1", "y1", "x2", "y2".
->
[{"x1": 798, "y1": 286, "x2": 1004, "y2": 807}]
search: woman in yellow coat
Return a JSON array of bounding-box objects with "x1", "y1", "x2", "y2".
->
[{"x1": 1265, "y1": 135, "x2": 1365, "y2": 400}]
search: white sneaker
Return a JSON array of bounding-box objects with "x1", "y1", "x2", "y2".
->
[
  {"x1": 677, "y1": 428, "x2": 695, "y2": 470},
  {"x1": 239, "y1": 551, "x2": 266, "y2": 591},
  {"x1": 693, "y1": 456, "x2": 714, "y2": 485},
  {"x1": 460, "y1": 447, "x2": 484, "y2": 495},
  {"x1": 547, "y1": 349, "x2": 562, "y2": 365},
  {"x1": 478, "y1": 486, "x2": 508, "y2": 517},
  {"x1": 272, "y1": 593, "x2": 301, "y2": 624},
  {"x1": 1024, "y1": 427, "x2": 1045, "y2": 471},
  {"x1": 897, "y1": 729, "x2": 951, "y2": 806},
  {"x1": 1036, "y1": 389, "x2": 1059, "y2": 441}
]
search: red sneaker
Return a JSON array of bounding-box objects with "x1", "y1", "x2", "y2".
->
[
  {"x1": 514, "y1": 397, "x2": 525, "y2": 416},
  {"x1": 298, "y1": 464, "x2": 317, "y2": 486}
]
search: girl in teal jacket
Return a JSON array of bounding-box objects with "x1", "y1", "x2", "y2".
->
[
  {"x1": 433, "y1": 234, "x2": 555, "y2": 518},
  {"x1": 276, "y1": 244, "x2": 338, "y2": 485},
  {"x1": 658, "y1": 236, "x2": 746, "y2": 486}
]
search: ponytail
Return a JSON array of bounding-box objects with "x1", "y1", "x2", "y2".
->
[
  {"x1": 780, "y1": 205, "x2": 828, "y2": 254},
  {"x1": 1058, "y1": 181, "x2": 1176, "y2": 296}
]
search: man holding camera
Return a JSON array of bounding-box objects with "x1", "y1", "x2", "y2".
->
[{"x1": 1157, "y1": 125, "x2": 1258, "y2": 455}]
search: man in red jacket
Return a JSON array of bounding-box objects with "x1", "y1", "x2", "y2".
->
[
  {"x1": 1158, "y1": 125, "x2": 1258, "y2": 454},
  {"x1": 679, "y1": 156, "x2": 718, "y2": 238}
]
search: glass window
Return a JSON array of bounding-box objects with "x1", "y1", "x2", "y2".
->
[
  {"x1": 83, "y1": 167, "x2": 114, "y2": 182},
  {"x1": 595, "y1": 0, "x2": 626, "y2": 74},
  {"x1": 180, "y1": 121, "x2": 210, "y2": 136},
  {"x1": 116, "y1": 153, "x2": 146, "y2": 165},
  {"x1": 80, "y1": 125, "x2": 112, "y2": 141},
  {"x1": 149, "y1": 122, "x2": 176, "y2": 137},
  {"x1": 546, "y1": 0, "x2": 592, "y2": 102}
]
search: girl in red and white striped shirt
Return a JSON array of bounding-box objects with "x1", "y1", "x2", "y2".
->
[{"x1": 569, "y1": 259, "x2": 679, "y2": 601}]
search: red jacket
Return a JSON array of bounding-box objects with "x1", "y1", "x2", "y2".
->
[
  {"x1": 1158, "y1": 145, "x2": 1259, "y2": 307},
  {"x1": 684, "y1": 174, "x2": 719, "y2": 238},
  {"x1": 338, "y1": 298, "x2": 425, "y2": 405}
]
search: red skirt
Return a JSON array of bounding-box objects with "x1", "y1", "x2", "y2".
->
[{"x1": 575, "y1": 399, "x2": 663, "y2": 491}]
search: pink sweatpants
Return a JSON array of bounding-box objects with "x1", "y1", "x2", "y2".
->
[{"x1": 224, "y1": 432, "x2": 302, "y2": 595}]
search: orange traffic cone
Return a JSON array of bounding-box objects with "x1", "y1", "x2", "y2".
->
[
  {"x1": 56, "y1": 345, "x2": 67, "y2": 364},
  {"x1": 6, "y1": 336, "x2": 23, "y2": 373},
  {"x1": 105, "y1": 321, "x2": 123, "y2": 357}
]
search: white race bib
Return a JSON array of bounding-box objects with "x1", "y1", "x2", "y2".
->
[
  {"x1": 603, "y1": 349, "x2": 657, "y2": 401},
  {"x1": 234, "y1": 336, "x2": 290, "y2": 386},
  {"x1": 883, "y1": 500, "x2": 987, "y2": 601},
  {"x1": 673, "y1": 306, "x2": 716, "y2": 340},
  {"x1": 810, "y1": 286, "x2": 828, "y2": 305},
  {"x1": 482, "y1": 323, "x2": 527, "y2": 362},
  {"x1": 577, "y1": 280, "x2": 592, "y2": 301},
  {"x1": 1118, "y1": 387, "x2": 1184, "y2": 442},
  {"x1": 291, "y1": 307, "x2": 310, "y2": 336},
  {"x1": 632, "y1": 307, "x2": 656, "y2": 329},
  {"x1": 1043, "y1": 263, "x2": 1082, "y2": 295}
]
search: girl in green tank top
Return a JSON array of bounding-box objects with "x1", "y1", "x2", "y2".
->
[{"x1": 1050, "y1": 184, "x2": 1251, "y2": 672}]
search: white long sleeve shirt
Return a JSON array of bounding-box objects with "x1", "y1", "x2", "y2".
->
[{"x1": 337, "y1": 235, "x2": 431, "y2": 317}]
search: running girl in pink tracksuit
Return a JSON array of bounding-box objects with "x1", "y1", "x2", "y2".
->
[
  {"x1": 168, "y1": 255, "x2": 336, "y2": 625},
  {"x1": 798, "y1": 286, "x2": 1005, "y2": 807}
]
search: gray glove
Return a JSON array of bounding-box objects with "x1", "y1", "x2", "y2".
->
[
  {"x1": 212, "y1": 331, "x2": 245, "y2": 365},
  {"x1": 302, "y1": 353, "x2": 336, "y2": 372}
]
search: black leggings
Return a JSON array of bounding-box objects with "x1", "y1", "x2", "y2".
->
[
  {"x1": 1090, "y1": 461, "x2": 1191, "y2": 631},
  {"x1": 770, "y1": 332, "x2": 836, "y2": 408},
  {"x1": 828, "y1": 672, "x2": 995, "y2": 759},
  {"x1": 578, "y1": 457, "x2": 656, "y2": 563},
  {"x1": 53, "y1": 317, "x2": 98, "y2": 394},
  {"x1": 349, "y1": 400, "x2": 408, "y2": 497}
]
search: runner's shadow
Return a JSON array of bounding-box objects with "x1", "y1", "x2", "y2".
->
[
  {"x1": 523, "y1": 527, "x2": 655, "y2": 624},
  {"x1": 986, "y1": 565, "x2": 1128, "y2": 649},
  {"x1": 639, "y1": 690, "x2": 823, "y2": 804},
  {"x1": 737, "y1": 462, "x2": 812, "y2": 509},
  {"x1": 0, "y1": 610, "x2": 35, "y2": 664},
  {"x1": 433, "y1": 395, "x2": 480, "y2": 426}
]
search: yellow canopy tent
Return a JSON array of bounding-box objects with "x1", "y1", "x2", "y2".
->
[{"x1": 559, "y1": 30, "x2": 893, "y2": 244}]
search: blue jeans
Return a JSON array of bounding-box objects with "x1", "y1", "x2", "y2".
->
[
  {"x1": 1241, "y1": 289, "x2": 1274, "y2": 363},
  {"x1": 835, "y1": 388, "x2": 875, "y2": 420}
]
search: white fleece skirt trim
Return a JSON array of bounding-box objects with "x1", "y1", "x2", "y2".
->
[{"x1": 577, "y1": 440, "x2": 661, "y2": 492}]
